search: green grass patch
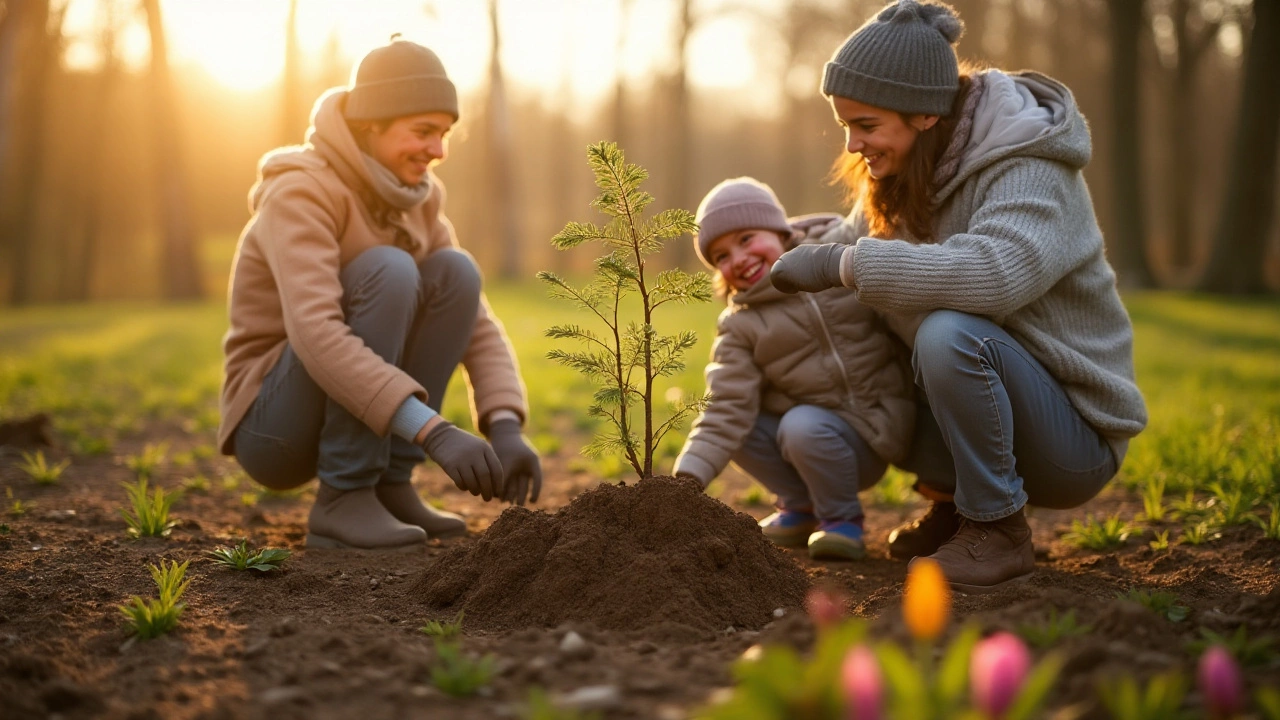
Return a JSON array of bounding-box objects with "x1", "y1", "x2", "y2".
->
[{"x1": 2, "y1": 290, "x2": 1276, "y2": 496}]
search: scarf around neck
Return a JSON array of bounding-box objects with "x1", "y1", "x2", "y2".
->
[
  {"x1": 360, "y1": 152, "x2": 432, "y2": 211},
  {"x1": 933, "y1": 72, "x2": 987, "y2": 192}
]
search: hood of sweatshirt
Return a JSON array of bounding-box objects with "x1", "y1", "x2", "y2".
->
[
  {"x1": 933, "y1": 70, "x2": 1091, "y2": 205},
  {"x1": 248, "y1": 88, "x2": 437, "y2": 216}
]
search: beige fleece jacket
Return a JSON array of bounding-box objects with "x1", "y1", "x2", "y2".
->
[
  {"x1": 218, "y1": 89, "x2": 527, "y2": 455},
  {"x1": 673, "y1": 246, "x2": 916, "y2": 485}
]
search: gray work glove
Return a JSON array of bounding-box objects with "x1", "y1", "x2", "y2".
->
[
  {"x1": 487, "y1": 418, "x2": 542, "y2": 506},
  {"x1": 769, "y1": 243, "x2": 850, "y2": 294},
  {"x1": 422, "y1": 420, "x2": 504, "y2": 501}
]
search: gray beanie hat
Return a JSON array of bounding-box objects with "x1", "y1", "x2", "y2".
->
[
  {"x1": 822, "y1": 0, "x2": 964, "y2": 116},
  {"x1": 694, "y1": 178, "x2": 792, "y2": 268},
  {"x1": 345, "y1": 38, "x2": 459, "y2": 121}
]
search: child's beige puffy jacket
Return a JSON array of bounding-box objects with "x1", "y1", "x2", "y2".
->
[{"x1": 673, "y1": 231, "x2": 916, "y2": 486}]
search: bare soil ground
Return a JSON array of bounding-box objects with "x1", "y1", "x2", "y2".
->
[{"x1": 2, "y1": 427, "x2": 1278, "y2": 720}]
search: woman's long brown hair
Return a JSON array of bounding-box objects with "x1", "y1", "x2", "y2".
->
[{"x1": 830, "y1": 71, "x2": 976, "y2": 243}]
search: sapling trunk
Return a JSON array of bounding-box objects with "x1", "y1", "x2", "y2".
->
[{"x1": 538, "y1": 141, "x2": 711, "y2": 480}]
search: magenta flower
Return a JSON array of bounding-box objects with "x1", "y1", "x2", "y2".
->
[
  {"x1": 1198, "y1": 645, "x2": 1244, "y2": 719},
  {"x1": 970, "y1": 632, "x2": 1031, "y2": 718},
  {"x1": 842, "y1": 644, "x2": 882, "y2": 720},
  {"x1": 805, "y1": 586, "x2": 846, "y2": 629}
]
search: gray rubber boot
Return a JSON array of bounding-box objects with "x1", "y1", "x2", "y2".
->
[
  {"x1": 306, "y1": 484, "x2": 427, "y2": 549},
  {"x1": 375, "y1": 482, "x2": 468, "y2": 538}
]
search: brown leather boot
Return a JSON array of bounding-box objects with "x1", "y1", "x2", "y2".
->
[
  {"x1": 375, "y1": 482, "x2": 467, "y2": 538},
  {"x1": 912, "y1": 508, "x2": 1035, "y2": 594},
  {"x1": 887, "y1": 501, "x2": 961, "y2": 560},
  {"x1": 306, "y1": 484, "x2": 427, "y2": 549}
]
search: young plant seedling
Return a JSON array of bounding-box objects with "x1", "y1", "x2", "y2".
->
[
  {"x1": 1017, "y1": 607, "x2": 1093, "y2": 650},
  {"x1": 420, "y1": 611, "x2": 465, "y2": 639},
  {"x1": 124, "y1": 442, "x2": 168, "y2": 480},
  {"x1": 15, "y1": 450, "x2": 70, "y2": 485},
  {"x1": 1255, "y1": 502, "x2": 1280, "y2": 541},
  {"x1": 739, "y1": 483, "x2": 768, "y2": 507},
  {"x1": 6, "y1": 487, "x2": 34, "y2": 517},
  {"x1": 119, "y1": 558, "x2": 191, "y2": 639},
  {"x1": 1169, "y1": 490, "x2": 1208, "y2": 523},
  {"x1": 181, "y1": 475, "x2": 211, "y2": 494},
  {"x1": 121, "y1": 477, "x2": 178, "y2": 538},
  {"x1": 1096, "y1": 671, "x2": 1187, "y2": 720},
  {"x1": 1118, "y1": 588, "x2": 1190, "y2": 622},
  {"x1": 1181, "y1": 521, "x2": 1221, "y2": 546},
  {"x1": 1187, "y1": 626, "x2": 1278, "y2": 668},
  {"x1": 537, "y1": 141, "x2": 712, "y2": 479},
  {"x1": 1148, "y1": 529, "x2": 1171, "y2": 551},
  {"x1": 523, "y1": 687, "x2": 602, "y2": 720},
  {"x1": 1208, "y1": 481, "x2": 1254, "y2": 527},
  {"x1": 0, "y1": 522, "x2": 10, "y2": 534},
  {"x1": 1140, "y1": 474, "x2": 1166, "y2": 522},
  {"x1": 430, "y1": 638, "x2": 496, "y2": 697},
  {"x1": 1063, "y1": 514, "x2": 1139, "y2": 551},
  {"x1": 208, "y1": 539, "x2": 291, "y2": 572}
]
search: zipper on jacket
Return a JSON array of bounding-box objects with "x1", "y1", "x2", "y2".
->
[{"x1": 803, "y1": 294, "x2": 857, "y2": 408}]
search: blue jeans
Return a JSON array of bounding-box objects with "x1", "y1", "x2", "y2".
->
[
  {"x1": 234, "y1": 246, "x2": 480, "y2": 491},
  {"x1": 896, "y1": 310, "x2": 1118, "y2": 521},
  {"x1": 731, "y1": 405, "x2": 887, "y2": 523}
]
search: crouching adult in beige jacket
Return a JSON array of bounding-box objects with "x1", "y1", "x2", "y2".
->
[
  {"x1": 673, "y1": 178, "x2": 916, "y2": 562},
  {"x1": 219, "y1": 38, "x2": 540, "y2": 550}
]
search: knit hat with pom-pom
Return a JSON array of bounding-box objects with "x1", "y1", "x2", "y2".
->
[{"x1": 822, "y1": 0, "x2": 964, "y2": 115}]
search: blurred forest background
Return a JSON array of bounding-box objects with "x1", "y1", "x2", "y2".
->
[{"x1": 0, "y1": 0, "x2": 1277, "y2": 306}]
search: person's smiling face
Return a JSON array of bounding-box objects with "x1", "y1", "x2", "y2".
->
[
  {"x1": 831, "y1": 96, "x2": 936, "y2": 179},
  {"x1": 707, "y1": 228, "x2": 788, "y2": 292},
  {"x1": 364, "y1": 111, "x2": 454, "y2": 186}
]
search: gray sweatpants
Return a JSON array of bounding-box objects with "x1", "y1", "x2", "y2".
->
[{"x1": 233, "y1": 245, "x2": 480, "y2": 491}]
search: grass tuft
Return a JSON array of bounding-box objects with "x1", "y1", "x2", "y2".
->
[
  {"x1": 15, "y1": 450, "x2": 70, "y2": 485},
  {"x1": 119, "y1": 559, "x2": 190, "y2": 639},
  {"x1": 421, "y1": 611, "x2": 465, "y2": 639},
  {"x1": 121, "y1": 477, "x2": 178, "y2": 538},
  {"x1": 208, "y1": 539, "x2": 291, "y2": 571},
  {"x1": 1118, "y1": 588, "x2": 1190, "y2": 623},
  {"x1": 430, "y1": 638, "x2": 496, "y2": 697},
  {"x1": 1063, "y1": 514, "x2": 1139, "y2": 551}
]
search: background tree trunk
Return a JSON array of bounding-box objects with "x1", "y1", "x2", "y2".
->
[
  {"x1": 63, "y1": 0, "x2": 122, "y2": 302},
  {"x1": 488, "y1": 0, "x2": 522, "y2": 281},
  {"x1": 1107, "y1": 0, "x2": 1157, "y2": 289},
  {"x1": 1, "y1": 0, "x2": 58, "y2": 305},
  {"x1": 1198, "y1": 0, "x2": 1280, "y2": 294},
  {"x1": 280, "y1": 0, "x2": 306, "y2": 146},
  {"x1": 142, "y1": 0, "x2": 203, "y2": 300}
]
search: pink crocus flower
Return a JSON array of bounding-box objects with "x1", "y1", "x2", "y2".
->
[
  {"x1": 805, "y1": 586, "x2": 846, "y2": 629},
  {"x1": 970, "y1": 632, "x2": 1031, "y2": 718},
  {"x1": 842, "y1": 644, "x2": 882, "y2": 720},
  {"x1": 1198, "y1": 645, "x2": 1244, "y2": 719}
]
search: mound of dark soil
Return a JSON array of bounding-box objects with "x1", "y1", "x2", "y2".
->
[{"x1": 414, "y1": 475, "x2": 810, "y2": 633}]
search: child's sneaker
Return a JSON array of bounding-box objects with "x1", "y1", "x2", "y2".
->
[
  {"x1": 808, "y1": 520, "x2": 866, "y2": 560},
  {"x1": 758, "y1": 509, "x2": 818, "y2": 547}
]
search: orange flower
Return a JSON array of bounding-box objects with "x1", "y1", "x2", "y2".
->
[{"x1": 903, "y1": 558, "x2": 950, "y2": 641}]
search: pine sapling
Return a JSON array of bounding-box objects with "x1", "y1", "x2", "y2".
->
[{"x1": 537, "y1": 141, "x2": 712, "y2": 479}]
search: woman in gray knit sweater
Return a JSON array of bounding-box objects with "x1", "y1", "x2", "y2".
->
[{"x1": 771, "y1": 0, "x2": 1148, "y2": 592}]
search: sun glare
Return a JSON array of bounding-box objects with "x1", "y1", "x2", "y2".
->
[
  {"x1": 59, "y1": 0, "x2": 781, "y2": 108},
  {"x1": 165, "y1": 1, "x2": 288, "y2": 90}
]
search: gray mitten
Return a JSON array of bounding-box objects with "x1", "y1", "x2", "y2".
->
[
  {"x1": 487, "y1": 418, "x2": 542, "y2": 506},
  {"x1": 422, "y1": 420, "x2": 504, "y2": 501},
  {"x1": 770, "y1": 243, "x2": 849, "y2": 294}
]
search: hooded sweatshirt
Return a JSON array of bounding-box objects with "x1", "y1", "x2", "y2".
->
[
  {"x1": 218, "y1": 89, "x2": 527, "y2": 455},
  {"x1": 827, "y1": 70, "x2": 1147, "y2": 463},
  {"x1": 673, "y1": 239, "x2": 916, "y2": 486}
]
